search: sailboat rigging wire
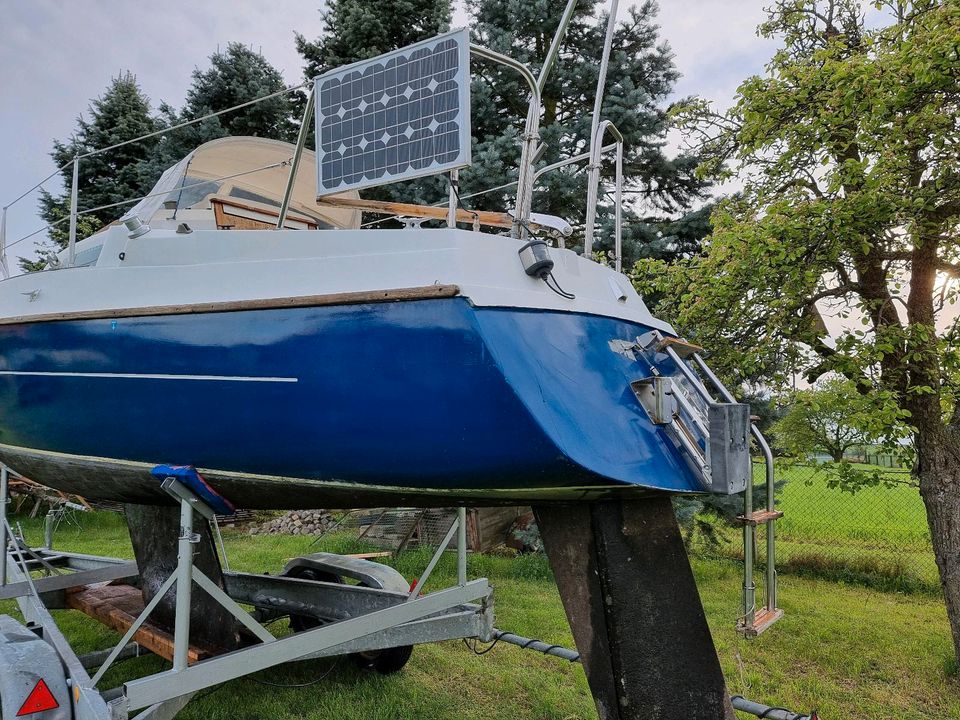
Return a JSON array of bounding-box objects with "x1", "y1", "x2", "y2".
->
[
  {"x1": 2, "y1": 161, "x2": 74, "y2": 211},
  {"x1": 4, "y1": 160, "x2": 289, "y2": 252},
  {"x1": 2, "y1": 84, "x2": 308, "y2": 214},
  {"x1": 75, "y1": 83, "x2": 310, "y2": 161}
]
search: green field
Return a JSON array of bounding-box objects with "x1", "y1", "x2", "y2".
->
[{"x1": 2, "y1": 511, "x2": 959, "y2": 719}]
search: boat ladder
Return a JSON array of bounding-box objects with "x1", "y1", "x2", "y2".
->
[{"x1": 645, "y1": 335, "x2": 784, "y2": 636}]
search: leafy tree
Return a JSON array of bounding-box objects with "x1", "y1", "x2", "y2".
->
[
  {"x1": 772, "y1": 377, "x2": 876, "y2": 462},
  {"x1": 466, "y1": 0, "x2": 710, "y2": 266},
  {"x1": 640, "y1": 1, "x2": 960, "y2": 658},
  {"x1": 149, "y1": 43, "x2": 298, "y2": 171},
  {"x1": 27, "y1": 73, "x2": 160, "y2": 269}
]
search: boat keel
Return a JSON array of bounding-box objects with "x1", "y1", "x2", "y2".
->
[
  {"x1": 124, "y1": 504, "x2": 242, "y2": 653},
  {"x1": 534, "y1": 497, "x2": 735, "y2": 720}
]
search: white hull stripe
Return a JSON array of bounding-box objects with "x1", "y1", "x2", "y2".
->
[{"x1": 0, "y1": 371, "x2": 298, "y2": 383}]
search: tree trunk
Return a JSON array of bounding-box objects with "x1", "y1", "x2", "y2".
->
[{"x1": 917, "y1": 425, "x2": 960, "y2": 662}]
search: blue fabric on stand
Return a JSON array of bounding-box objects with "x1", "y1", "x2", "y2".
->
[{"x1": 150, "y1": 465, "x2": 236, "y2": 516}]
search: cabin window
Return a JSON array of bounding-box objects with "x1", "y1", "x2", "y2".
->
[
  {"x1": 73, "y1": 244, "x2": 103, "y2": 267},
  {"x1": 228, "y1": 187, "x2": 281, "y2": 208},
  {"x1": 169, "y1": 176, "x2": 222, "y2": 209}
]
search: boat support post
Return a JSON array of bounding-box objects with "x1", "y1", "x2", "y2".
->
[
  {"x1": 534, "y1": 497, "x2": 735, "y2": 720},
  {"x1": 0, "y1": 465, "x2": 7, "y2": 586},
  {"x1": 172, "y1": 492, "x2": 196, "y2": 672}
]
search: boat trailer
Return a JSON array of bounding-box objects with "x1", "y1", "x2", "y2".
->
[
  {"x1": 0, "y1": 465, "x2": 493, "y2": 720},
  {"x1": 0, "y1": 463, "x2": 814, "y2": 720}
]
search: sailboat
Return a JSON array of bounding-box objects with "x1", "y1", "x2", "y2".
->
[
  {"x1": 0, "y1": 29, "x2": 750, "y2": 510},
  {"x1": 0, "y1": 15, "x2": 794, "y2": 720}
]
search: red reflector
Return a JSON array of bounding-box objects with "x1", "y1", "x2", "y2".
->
[{"x1": 17, "y1": 679, "x2": 60, "y2": 716}]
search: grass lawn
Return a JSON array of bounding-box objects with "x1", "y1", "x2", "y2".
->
[{"x1": 3, "y1": 511, "x2": 959, "y2": 720}]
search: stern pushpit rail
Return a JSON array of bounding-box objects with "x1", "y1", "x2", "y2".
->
[
  {"x1": 0, "y1": 463, "x2": 493, "y2": 720},
  {"x1": 635, "y1": 331, "x2": 784, "y2": 636}
]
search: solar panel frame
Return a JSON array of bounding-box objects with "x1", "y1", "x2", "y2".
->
[{"x1": 314, "y1": 28, "x2": 472, "y2": 197}]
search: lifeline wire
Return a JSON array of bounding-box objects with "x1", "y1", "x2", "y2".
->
[{"x1": 5, "y1": 160, "x2": 289, "y2": 252}]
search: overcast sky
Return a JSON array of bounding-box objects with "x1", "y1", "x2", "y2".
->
[{"x1": 0, "y1": 0, "x2": 778, "y2": 262}]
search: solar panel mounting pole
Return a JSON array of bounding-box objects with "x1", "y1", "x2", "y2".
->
[
  {"x1": 469, "y1": 45, "x2": 541, "y2": 239},
  {"x1": 448, "y1": 170, "x2": 459, "y2": 228},
  {"x1": 277, "y1": 83, "x2": 316, "y2": 230},
  {"x1": 67, "y1": 156, "x2": 79, "y2": 267},
  {"x1": 0, "y1": 205, "x2": 8, "y2": 279},
  {"x1": 468, "y1": 0, "x2": 577, "y2": 239}
]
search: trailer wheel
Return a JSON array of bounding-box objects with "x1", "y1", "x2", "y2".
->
[
  {"x1": 351, "y1": 644, "x2": 413, "y2": 675},
  {"x1": 284, "y1": 565, "x2": 413, "y2": 674},
  {"x1": 286, "y1": 566, "x2": 341, "y2": 632}
]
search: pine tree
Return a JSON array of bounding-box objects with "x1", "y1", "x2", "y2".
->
[
  {"x1": 29, "y1": 73, "x2": 160, "y2": 269},
  {"x1": 297, "y1": 0, "x2": 708, "y2": 261},
  {"x1": 295, "y1": 0, "x2": 453, "y2": 204},
  {"x1": 149, "y1": 43, "x2": 298, "y2": 172},
  {"x1": 466, "y1": 0, "x2": 710, "y2": 266},
  {"x1": 296, "y1": 0, "x2": 452, "y2": 79}
]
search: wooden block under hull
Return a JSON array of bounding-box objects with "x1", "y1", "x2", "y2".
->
[{"x1": 65, "y1": 584, "x2": 216, "y2": 664}]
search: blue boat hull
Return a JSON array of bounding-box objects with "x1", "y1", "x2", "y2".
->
[{"x1": 0, "y1": 297, "x2": 703, "y2": 507}]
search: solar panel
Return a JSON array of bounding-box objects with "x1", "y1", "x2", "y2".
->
[{"x1": 315, "y1": 29, "x2": 472, "y2": 196}]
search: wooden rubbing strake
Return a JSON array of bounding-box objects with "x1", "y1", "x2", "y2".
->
[{"x1": 0, "y1": 285, "x2": 460, "y2": 326}]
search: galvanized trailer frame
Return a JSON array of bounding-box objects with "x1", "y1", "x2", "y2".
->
[{"x1": 0, "y1": 464, "x2": 493, "y2": 720}]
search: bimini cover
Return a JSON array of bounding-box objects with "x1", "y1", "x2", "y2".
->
[{"x1": 123, "y1": 136, "x2": 361, "y2": 229}]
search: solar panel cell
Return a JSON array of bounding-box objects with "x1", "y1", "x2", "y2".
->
[{"x1": 315, "y1": 29, "x2": 471, "y2": 195}]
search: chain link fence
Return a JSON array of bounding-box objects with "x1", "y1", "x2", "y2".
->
[{"x1": 690, "y1": 460, "x2": 938, "y2": 594}]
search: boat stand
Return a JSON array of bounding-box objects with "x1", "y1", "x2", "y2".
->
[
  {"x1": 0, "y1": 465, "x2": 493, "y2": 720},
  {"x1": 536, "y1": 496, "x2": 736, "y2": 720}
]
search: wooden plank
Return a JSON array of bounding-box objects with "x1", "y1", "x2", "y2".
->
[
  {"x1": 0, "y1": 284, "x2": 460, "y2": 326},
  {"x1": 314, "y1": 195, "x2": 528, "y2": 231},
  {"x1": 66, "y1": 585, "x2": 209, "y2": 664},
  {"x1": 345, "y1": 551, "x2": 393, "y2": 560}
]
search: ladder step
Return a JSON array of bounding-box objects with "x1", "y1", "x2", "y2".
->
[
  {"x1": 737, "y1": 608, "x2": 783, "y2": 638},
  {"x1": 737, "y1": 509, "x2": 784, "y2": 525},
  {"x1": 655, "y1": 336, "x2": 704, "y2": 358}
]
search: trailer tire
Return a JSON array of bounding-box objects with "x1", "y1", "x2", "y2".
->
[
  {"x1": 285, "y1": 566, "x2": 341, "y2": 632},
  {"x1": 284, "y1": 565, "x2": 413, "y2": 674},
  {"x1": 351, "y1": 644, "x2": 413, "y2": 675}
]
